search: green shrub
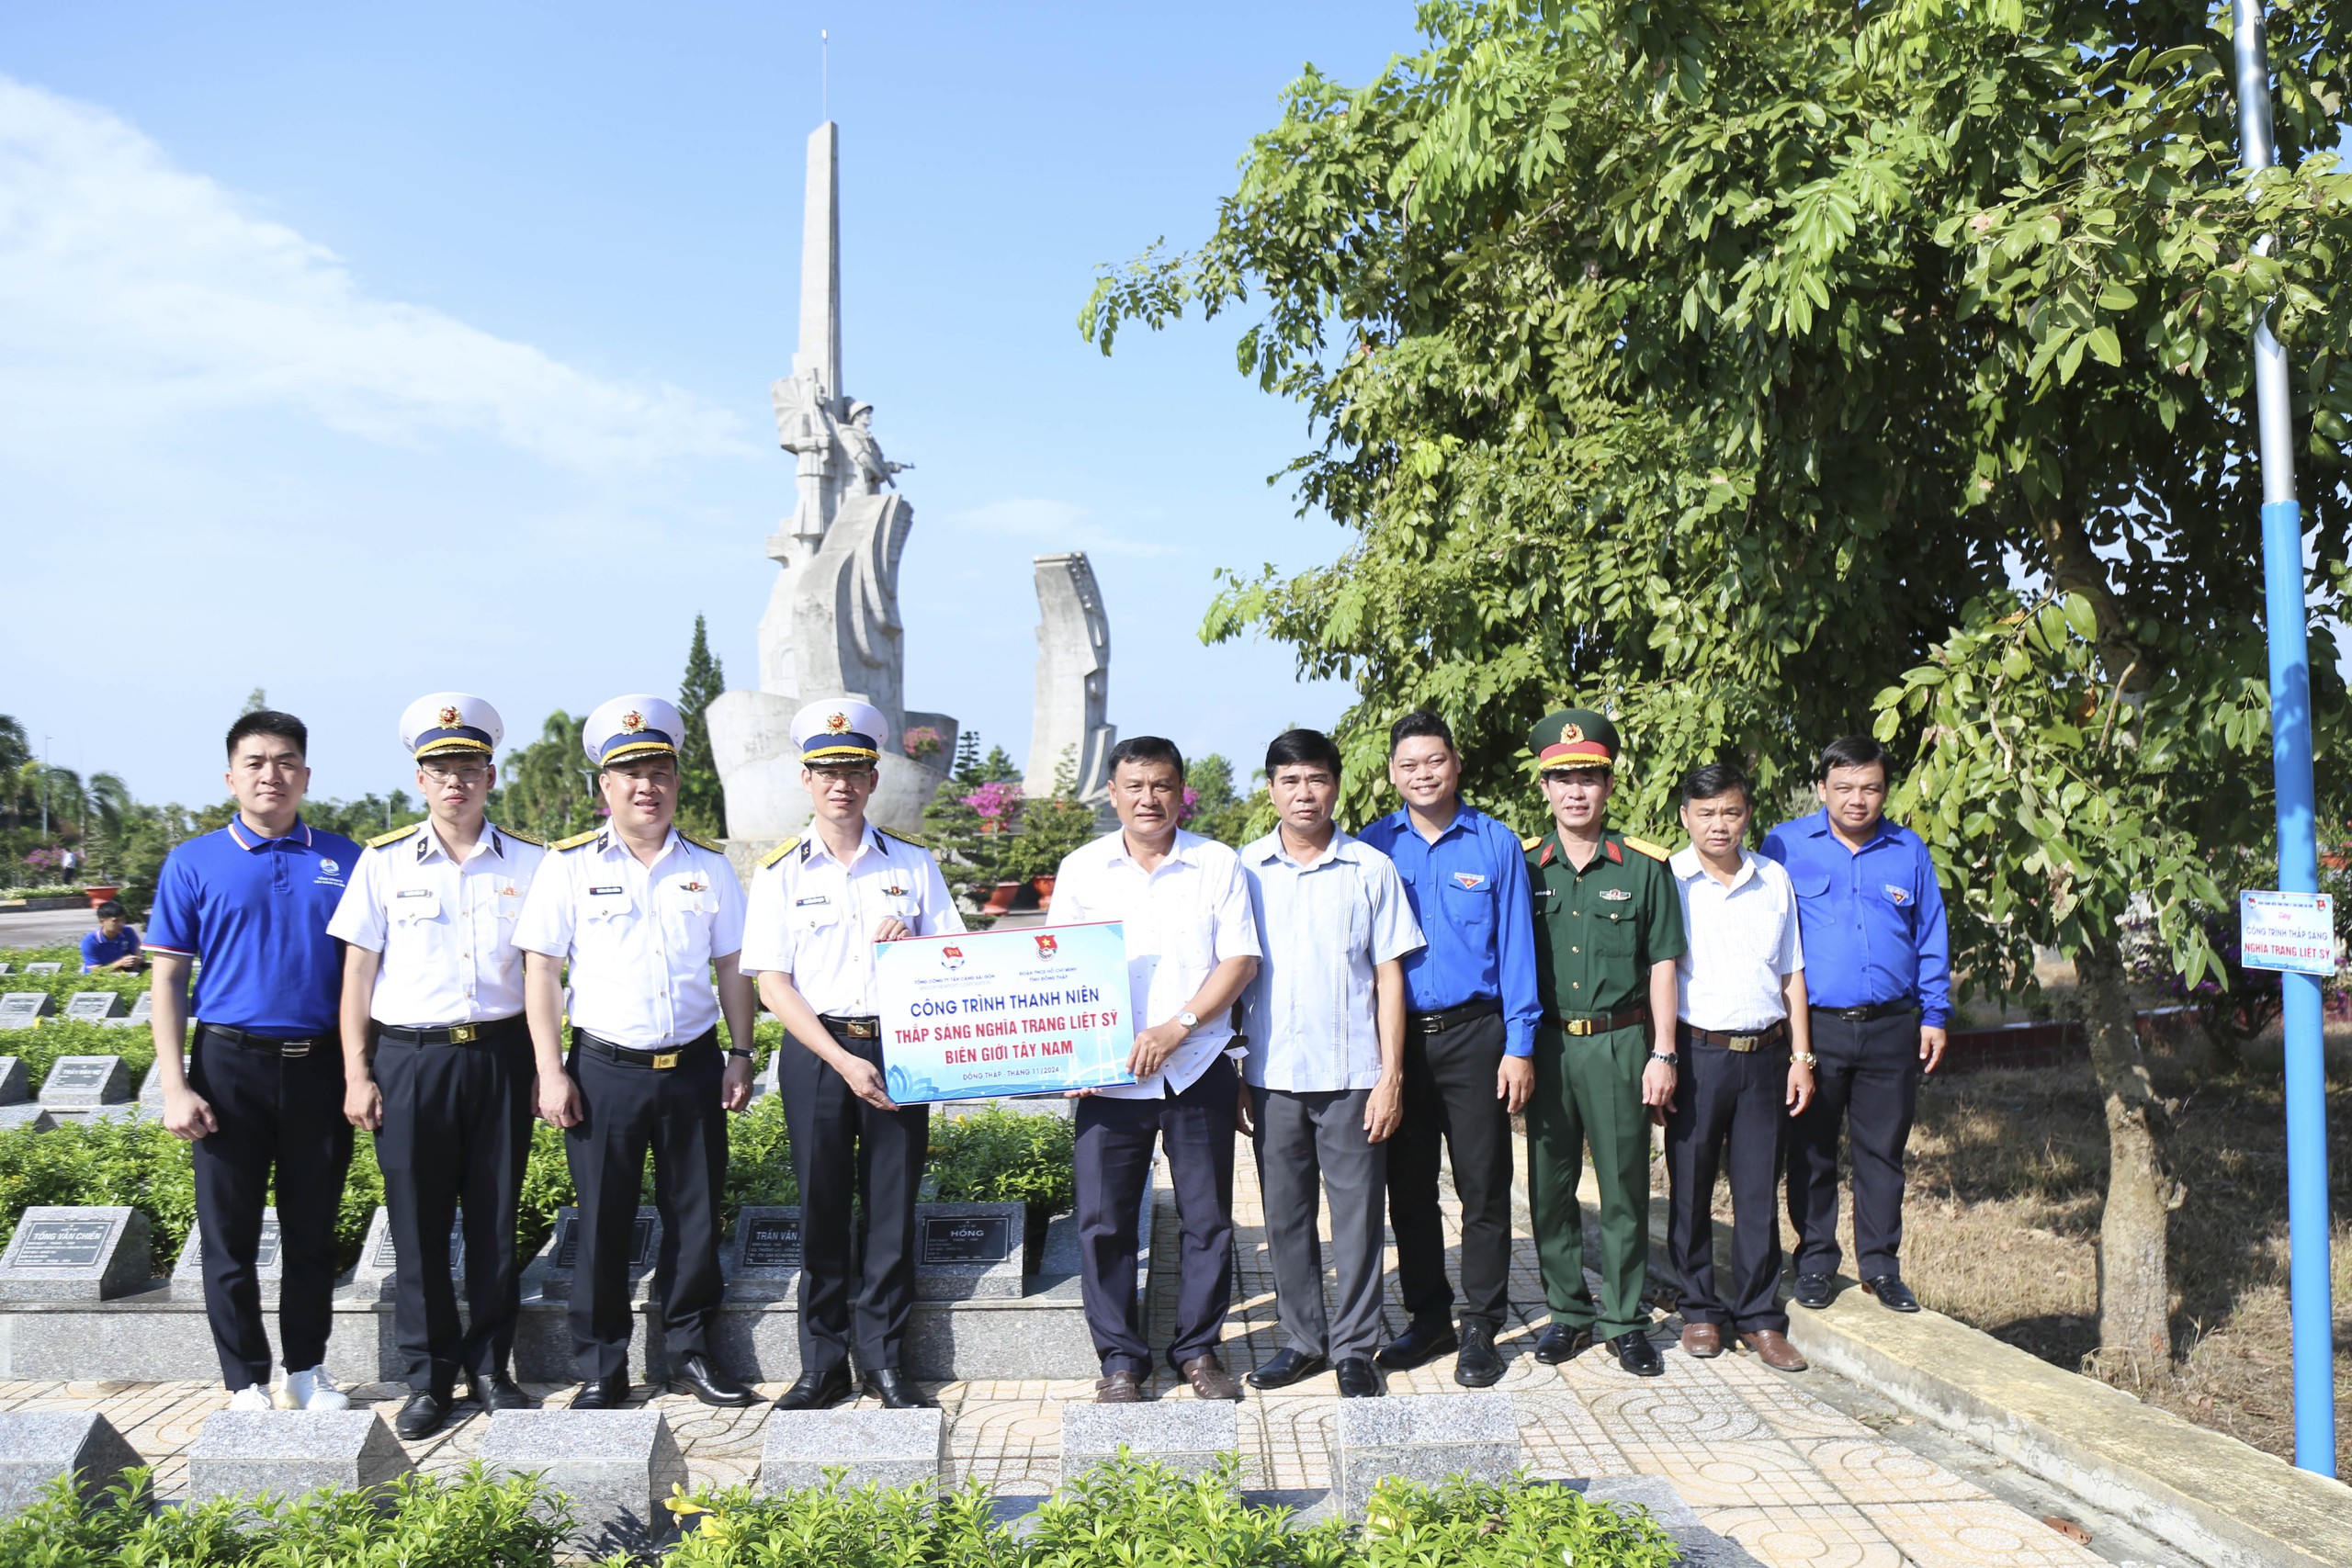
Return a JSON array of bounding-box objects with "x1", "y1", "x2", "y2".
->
[
  {"x1": 659, "y1": 1475, "x2": 1012, "y2": 1568},
  {"x1": 928, "y1": 1107, "x2": 1076, "y2": 1213},
  {"x1": 724, "y1": 1093, "x2": 797, "y2": 1217},
  {"x1": 0, "y1": 1462, "x2": 569, "y2": 1567},
  {"x1": 1, "y1": 1019, "x2": 164, "y2": 1095},
  {"x1": 0, "y1": 1115, "x2": 198, "y2": 1266}
]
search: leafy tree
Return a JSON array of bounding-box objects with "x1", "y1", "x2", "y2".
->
[
  {"x1": 677, "y1": 613, "x2": 729, "y2": 839},
  {"x1": 1084, "y1": 0, "x2": 2352, "y2": 1370},
  {"x1": 491, "y1": 711, "x2": 600, "y2": 840},
  {"x1": 1182, "y1": 754, "x2": 1263, "y2": 847}
]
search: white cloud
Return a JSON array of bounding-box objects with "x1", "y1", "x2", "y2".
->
[
  {"x1": 943, "y1": 496, "x2": 1180, "y2": 558},
  {"x1": 0, "y1": 75, "x2": 752, "y2": 469}
]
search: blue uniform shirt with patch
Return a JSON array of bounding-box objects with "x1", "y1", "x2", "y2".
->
[
  {"x1": 144, "y1": 817, "x2": 360, "y2": 1035},
  {"x1": 1758, "y1": 807, "x2": 1951, "y2": 1027},
  {"x1": 1358, "y1": 802, "x2": 1544, "y2": 1057}
]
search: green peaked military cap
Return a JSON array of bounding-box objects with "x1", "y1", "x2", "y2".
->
[{"x1": 1527, "y1": 707, "x2": 1620, "y2": 771}]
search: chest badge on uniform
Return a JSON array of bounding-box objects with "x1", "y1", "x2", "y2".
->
[
  {"x1": 396, "y1": 888, "x2": 432, "y2": 899},
  {"x1": 681, "y1": 878, "x2": 707, "y2": 894},
  {"x1": 940, "y1": 945, "x2": 966, "y2": 970},
  {"x1": 1034, "y1": 933, "x2": 1059, "y2": 958},
  {"x1": 1599, "y1": 888, "x2": 1634, "y2": 901},
  {"x1": 498, "y1": 884, "x2": 519, "y2": 898},
  {"x1": 1452, "y1": 872, "x2": 1487, "y2": 890},
  {"x1": 1883, "y1": 884, "x2": 1912, "y2": 906},
  {"x1": 795, "y1": 895, "x2": 830, "y2": 908},
  {"x1": 589, "y1": 885, "x2": 625, "y2": 897}
]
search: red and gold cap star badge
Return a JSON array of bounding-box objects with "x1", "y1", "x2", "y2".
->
[
  {"x1": 621, "y1": 711, "x2": 645, "y2": 732},
  {"x1": 825, "y1": 711, "x2": 851, "y2": 733},
  {"x1": 438, "y1": 705, "x2": 461, "y2": 727}
]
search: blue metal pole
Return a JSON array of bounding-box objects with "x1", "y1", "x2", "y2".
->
[{"x1": 2234, "y1": 0, "x2": 2337, "y2": 1477}]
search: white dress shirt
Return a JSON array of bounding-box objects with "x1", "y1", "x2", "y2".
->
[
  {"x1": 1671, "y1": 845, "x2": 1804, "y2": 1032},
  {"x1": 1238, "y1": 829, "x2": 1423, "y2": 1092},
  {"x1": 514, "y1": 826, "x2": 747, "y2": 1049},
  {"x1": 738, "y1": 824, "x2": 963, "y2": 1013},
  {"x1": 328, "y1": 820, "x2": 547, "y2": 1026},
  {"x1": 1046, "y1": 829, "x2": 1263, "y2": 1099}
]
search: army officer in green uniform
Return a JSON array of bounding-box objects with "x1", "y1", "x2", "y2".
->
[{"x1": 1522, "y1": 709, "x2": 1685, "y2": 1377}]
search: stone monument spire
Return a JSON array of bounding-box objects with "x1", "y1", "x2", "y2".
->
[{"x1": 796, "y1": 122, "x2": 842, "y2": 399}]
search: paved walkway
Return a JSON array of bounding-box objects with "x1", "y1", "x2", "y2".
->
[{"x1": 0, "y1": 1157, "x2": 2109, "y2": 1568}]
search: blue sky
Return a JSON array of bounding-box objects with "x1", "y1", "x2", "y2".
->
[{"x1": 2, "y1": 2, "x2": 1408, "y2": 807}]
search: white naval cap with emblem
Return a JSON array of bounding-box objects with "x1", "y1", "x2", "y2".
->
[
  {"x1": 400, "y1": 692, "x2": 503, "y2": 761},
  {"x1": 582, "y1": 694, "x2": 685, "y2": 767},
  {"x1": 791, "y1": 697, "x2": 888, "y2": 765}
]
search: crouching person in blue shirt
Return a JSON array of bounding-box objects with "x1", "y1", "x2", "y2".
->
[
  {"x1": 146, "y1": 710, "x2": 362, "y2": 1411},
  {"x1": 82, "y1": 901, "x2": 143, "y2": 973}
]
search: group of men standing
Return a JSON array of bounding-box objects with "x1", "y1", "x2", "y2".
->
[{"x1": 138, "y1": 685, "x2": 1944, "y2": 1431}]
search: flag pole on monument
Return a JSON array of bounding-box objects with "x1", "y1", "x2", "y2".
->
[{"x1": 2232, "y1": 0, "x2": 2336, "y2": 1478}]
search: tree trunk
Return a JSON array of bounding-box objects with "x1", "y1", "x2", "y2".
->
[{"x1": 2075, "y1": 940, "x2": 2177, "y2": 1379}]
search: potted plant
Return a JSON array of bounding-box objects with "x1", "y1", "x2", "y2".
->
[{"x1": 1001, "y1": 795, "x2": 1099, "y2": 898}]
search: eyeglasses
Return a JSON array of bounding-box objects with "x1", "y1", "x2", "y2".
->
[{"x1": 422, "y1": 765, "x2": 492, "y2": 785}]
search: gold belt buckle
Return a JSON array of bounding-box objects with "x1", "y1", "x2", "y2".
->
[
  {"x1": 1564, "y1": 1017, "x2": 1594, "y2": 1036},
  {"x1": 448, "y1": 1023, "x2": 477, "y2": 1044},
  {"x1": 651, "y1": 1051, "x2": 679, "y2": 1070},
  {"x1": 1724, "y1": 1033, "x2": 1759, "y2": 1053},
  {"x1": 850, "y1": 1019, "x2": 878, "y2": 1039}
]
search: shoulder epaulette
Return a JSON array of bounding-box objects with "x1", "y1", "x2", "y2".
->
[
  {"x1": 878, "y1": 826, "x2": 930, "y2": 852},
  {"x1": 1622, "y1": 835, "x2": 1671, "y2": 862},
  {"x1": 553, "y1": 829, "x2": 600, "y2": 852},
  {"x1": 757, "y1": 836, "x2": 801, "y2": 869},
  {"x1": 501, "y1": 828, "x2": 546, "y2": 847},
  {"x1": 1521, "y1": 833, "x2": 1544, "y2": 852},
  {"x1": 679, "y1": 829, "x2": 723, "y2": 853},
  {"x1": 367, "y1": 823, "x2": 421, "y2": 850}
]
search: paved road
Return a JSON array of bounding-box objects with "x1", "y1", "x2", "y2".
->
[{"x1": 0, "y1": 907, "x2": 99, "y2": 949}]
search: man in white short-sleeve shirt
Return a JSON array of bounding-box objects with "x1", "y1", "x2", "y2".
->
[
  {"x1": 1236, "y1": 729, "x2": 1421, "y2": 1399},
  {"x1": 1665, "y1": 763, "x2": 1815, "y2": 1373},
  {"x1": 1046, "y1": 737, "x2": 1261, "y2": 1404}
]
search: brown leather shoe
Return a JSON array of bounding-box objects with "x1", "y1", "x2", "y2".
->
[
  {"x1": 1740, "y1": 1329, "x2": 1808, "y2": 1371},
  {"x1": 1178, "y1": 1353, "x2": 1243, "y2": 1402},
  {"x1": 1095, "y1": 1370, "x2": 1147, "y2": 1404},
  {"x1": 1679, "y1": 1322, "x2": 1724, "y2": 1359}
]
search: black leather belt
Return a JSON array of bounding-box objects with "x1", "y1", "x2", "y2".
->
[
  {"x1": 572, "y1": 1027, "x2": 717, "y2": 1071},
  {"x1": 1681, "y1": 1020, "x2": 1790, "y2": 1053},
  {"x1": 198, "y1": 1023, "x2": 321, "y2": 1057},
  {"x1": 377, "y1": 1016, "x2": 526, "y2": 1047},
  {"x1": 1407, "y1": 998, "x2": 1501, "y2": 1035},
  {"x1": 820, "y1": 1014, "x2": 881, "y2": 1039},
  {"x1": 1550, "y1": 1004, "x2": 1649, "y2": 1037},
  {"x1": 1814, "y1": 1001, "x2": 1917, "y2": 1023}
]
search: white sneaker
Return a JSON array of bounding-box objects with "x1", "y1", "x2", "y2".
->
[
  {"x1": 285, "y1": 1367, "x2": 350, "y2": 1411},
  {"x1": 225, "y1": 1385, "x2": 274, "y2": 1413}
]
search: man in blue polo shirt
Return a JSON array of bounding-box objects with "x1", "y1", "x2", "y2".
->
[
  {"x1": 1760, "y1": 734, "x2": 1950, "y2": 1315},
  {"x1": 81, "y1": 901, "x2": 143, "y2": 972},
  {"x1": 147, "y1": 709, "x2": 362, "y2": 1412},
  {"x1": 1357, "y1": 710, "x2": 1542, "y2": 1387}
]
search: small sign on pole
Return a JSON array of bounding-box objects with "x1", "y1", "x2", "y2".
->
[{"x1": 2239, "y1": 890, "x2": 2338, "y2": 976}]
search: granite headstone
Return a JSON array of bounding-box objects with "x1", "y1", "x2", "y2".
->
[
  {"x1": 1326, "y1": 1392, "x2": 1519, "y2": 1518},
  {"x1": 523, "y1": 1206, "x2": 662, "y2": 1302},
  {"x1": 913, "y1": 1202, "x2": 1024, "y2": 1299},
  {"x1": 0, "y1": 995, "x2": 53, "y2": 1031},
  {"x1": 760, "y1": 1408, "x2": 945, "y2": 1493},
  {"x1": 20, "y1": 964, "x2": 60, "y2": 977},
  {"x1": 0, "y1": 1206, "x2": 151, "y2": 1301},
  {"x1": 0, "y1": 1411, "x2": 141, "y2": 1515},
  {"x1": 482, "y1": 1409, "x2": 684, "y2": 1557},
  {"x1": 1060, "y1": 1402, "x2": 1238, "y2": 1486},
  {"x1": 37, "y1": 1056, "x2": 131, "y2": 1110},
  {"x1": 348, "y1": 1206, "x2": 465, "y2": 1299},
  {"x1": 0, "y1": 1058, "x2": 27, "y2": 1106},
  {"x1": 0, "y1": 1109, "x2": 55, "y2": 1134},
  {"x1": 62, "y1": 992, "x2": 125, "y2": 1022},
  {"x1": 187, "y1": 1410, "x2": 413, "y2": 1506},
  {"x1": 174, "y1": 1213, "x2": 283, "y2": 1297},
  {"x1": 720, "y1": 1206, "x2": 801, "y2": 1297}
]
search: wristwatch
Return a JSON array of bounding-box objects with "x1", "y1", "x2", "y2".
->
[
  {"x1": 1792, "y1": 1051, "x2": 1819, "y2": 1067},
  {"x1": 1648, "y1": 1050, "x2": 1679, "y2": 1067},
  {"x1": 1177, "y1": 1010, "x2": 1200, "y2": 1031},
  {"x1": 727, "y1": 1047, "x2": 755, "y2": 1062}
]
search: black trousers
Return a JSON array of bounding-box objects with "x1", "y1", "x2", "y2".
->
[
  {"x1": 187, "y1": 1027, "x2": 355, "y2": 1391},
  {"x1": 1074, "y1": 1055, "x2": 1238, "y2": 1376},
  {"x1": 778, "y1": 1021, "x2": 929, "y2": 1373},
  {"x1": 1386, "y1": 1009, "x2": 1512, "y2": 1330},
  {"x1": 1786, "y1": 1009, "x2": 1921, "y2": 1280},
  {"x1": 1665, "y1": 1030, "x2": 1791, "y2": 1333},
  {"x1": 372, "y1": 1020, "x2": 534, "y2": 1393},
  {"x1": 563, "y1": 1032, "x2": 728, "y2": 1382}
]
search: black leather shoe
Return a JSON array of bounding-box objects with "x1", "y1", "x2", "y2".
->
[
  {"x1": 1863, "y1": 1275, "x2": 1921, "y2": 1313},
  {"x1": 772, "y1": 1366, "x2": 855, "y2": 1411},
  {"x1": 1453, "y1": 1321, "x2": 1504, "y2": 1388},
  {"x1": 570, "y1": 1374, "x2": 630, "y2": 1409},
  {"x1": 394, "y1": 1391, "x2": 450, "y2": 1439},
  {"x1": 1792, "y1": 1272, "x2": 1837, "y2": 1310},
  {"x1": 1611, "y1": 1331, "x2": 1665, "y2": 1378},
  {"x1": 1245, "y1": 1348, "x2": 1329, "y2": 1390},
  {"x1": 859, "y1": 1368, "x2": 934, "y2": 1409},
  {"x1": 1533, "y1": 1323, "x2": 1592, "y2": 1365},
  {"x1": 1334, "y1": 1357, "x2": 1382, "y2": 1398},
  {"x1": 668, "y1": 1354, "x2": 757, "y2": 1407},
  {"x1": 1374, "y1": 1319, "x2": 1459, "y2": 1372},
  {"x1": 469, "y1": 1372, "x2": 536, "y2": 1412}
]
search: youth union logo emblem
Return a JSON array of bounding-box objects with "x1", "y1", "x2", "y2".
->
[
  {"x1": 940, "y1": 945, "x2": 967, "y2": 971},
  {"x1": 1883, "y1": 884, "x2": 1911, "y2": 906},
  {"x1": 1034, "y1": 933, "x2": 1059, "y2": 958},
  {"x1": 319, "y1": 859, "x2": 339, "y2": 876}
]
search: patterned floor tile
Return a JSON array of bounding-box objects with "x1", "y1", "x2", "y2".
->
[
  {"x1": 1700, "y1": 1503, "x2": 1908, "y2": 1567},
  {"x1": 1796, "y1": 1438, "x2": 1990, "y2": 1506},
  {"x1": 1614, "y1": 1437, "x2": 1826, "y2": 1508},
  {"x1": 1870, "y1": 1500, "x2": 2109, "y2": 1567}
]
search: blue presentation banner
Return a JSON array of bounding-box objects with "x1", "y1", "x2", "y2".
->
[{"x1": 875, "y1": 920, "x2": 1137, "y2": 1103}]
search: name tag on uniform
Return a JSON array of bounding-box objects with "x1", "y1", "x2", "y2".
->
[
  {"x1": 1599, "y1": 888, "x2": 1633, "y2": 901},
  {"x1": 796, "y1": 895, "x2": 830, "y2": 907},
  {"x1": 396, "y1": 888, "x2": 432, "y2": 899},
  {"x1": 589, "y1": 886, "x2": 626, "y2": 897}
]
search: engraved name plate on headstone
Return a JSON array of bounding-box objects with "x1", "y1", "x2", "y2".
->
[
  {"x1": 37, "y1": 1056, "x2": 131, "y2": 1110},
  {"x1": 0, "y1": 1205, "x2": 152, "y2": 1300},
  {"x1": 21, "y1": 964, "x2": 61, "y2": 976},
  {"x1": 0, "y1": 995, "x2": 53, "y2": 1031},
  {"x1": 348, "y1": 1206, "x2": 465, "y2": 1298},
  {"x1": 63, "y1": 992, "x2": 125, "y2": 1021},
  {"x1": 173, "y1": 1212, "x2": 283, "y2": 1296},
  {"x1": 912, "y1": 1202, "x2": 1025, "y2": 1300},
  {"x1": 524, "y1": 1206, "x2": 661, "y2": 1301},
  {"x1": 719, "y1": 1207, "x2": 801, "y2": 1295}
]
